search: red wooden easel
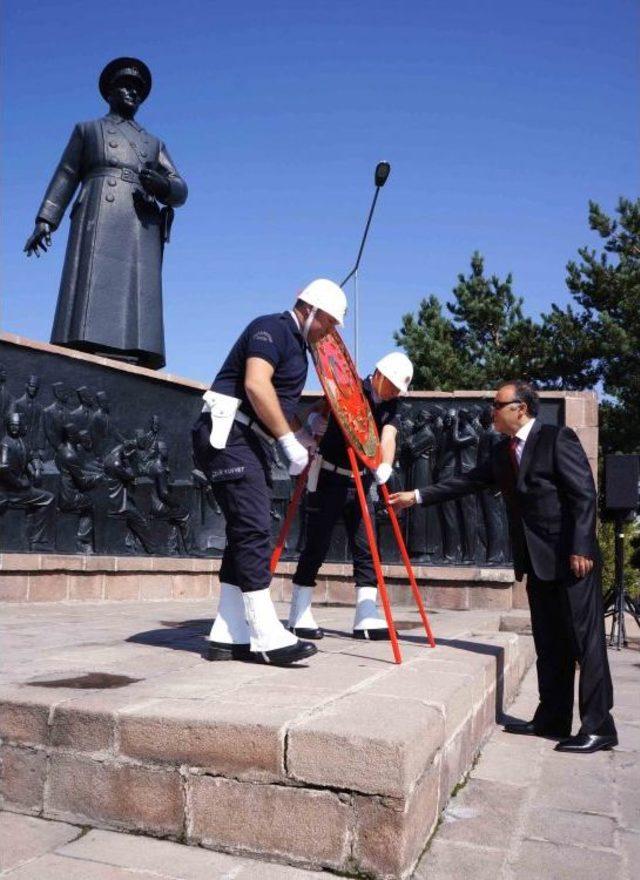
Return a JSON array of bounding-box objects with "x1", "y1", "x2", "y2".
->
[{"x1": 270, "y1": 329, "x2": 435, "y2": 664}]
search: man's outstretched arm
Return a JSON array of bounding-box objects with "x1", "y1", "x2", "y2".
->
[{"x1": 389, "y1": 459, "x2": 495, "y2": 510}]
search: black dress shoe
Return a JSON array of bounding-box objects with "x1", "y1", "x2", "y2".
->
[
  {"x1": 288, "y1": 626, "x2": 324, "y2": 640},
  {"x1": 251, "y1": 640, "x2": 318, "y2": 666},
  {"x1": 554, "y1": 733, "x2": 618, "y2": 753},
  {"x1": 352, "y1": 628, "x2": 395, "y2": 641},
  {"x1": 203, "y1": 641, "x2": 251, "y2": 662},
  {"x1": 503, "y1": 720, "x2": 571, "y2": 738}
]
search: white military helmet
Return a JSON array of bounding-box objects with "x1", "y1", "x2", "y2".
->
[
  {"x1": 298, "y1": 279, "x2": 348, "y2": 326},
  {"x1": 375, "y1": 352, "x2": 414, "y2": 393}
]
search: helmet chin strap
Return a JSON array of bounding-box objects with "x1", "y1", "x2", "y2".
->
[
  {"x1": 302, "y1": 306, "x2": 318, "y2": 342},
  {"x1": 371, "y1": 371, "x2": 383, "y2": 403}
]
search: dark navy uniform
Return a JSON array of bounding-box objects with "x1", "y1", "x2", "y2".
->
[
  {"x1": 192, "y1": 312, "x2": 307, "y2": 592},
  {"x1": 294, "y1": 377, "x2": 400, "y2": 588}
]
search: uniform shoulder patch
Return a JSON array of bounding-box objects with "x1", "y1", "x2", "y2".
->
[{"x1": 252, "y1": 330, "x2": 274, "y2": 344}]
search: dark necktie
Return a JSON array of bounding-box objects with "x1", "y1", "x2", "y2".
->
[{"x1": 508, "y1": 436, "x2": 520, "y2": 473}]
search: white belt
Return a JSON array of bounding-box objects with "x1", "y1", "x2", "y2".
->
[
  {"x1": 234, "y1": 411, "x2": 275, "y2": 445},
  {"x1": 321, "y1": 459, "x2": 366, "y2": 478}
]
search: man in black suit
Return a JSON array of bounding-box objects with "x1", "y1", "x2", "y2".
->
[{"x1": 389, "y1": 380, "x2": 617, "y2": 754}]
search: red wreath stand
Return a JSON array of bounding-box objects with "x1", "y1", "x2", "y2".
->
[{"x1": 270, "y1": 329, "x2": 435, "y2": 664}]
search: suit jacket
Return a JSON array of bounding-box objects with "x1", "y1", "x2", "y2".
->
[{"x1": 418, "y1": 421, "x2": 597, "y2": 581}]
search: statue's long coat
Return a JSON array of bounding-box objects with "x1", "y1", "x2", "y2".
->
[{"x1": 36, "y1": 112, "x2": 187, "y2": 369}]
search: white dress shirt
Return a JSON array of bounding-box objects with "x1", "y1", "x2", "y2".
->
[{"x1": 512, "y1": 417, "x2": 536, "y2": 464}]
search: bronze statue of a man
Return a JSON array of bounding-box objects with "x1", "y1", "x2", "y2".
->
[{"x1": 24, "y1": 58, "x2": 188, "y2": 369}]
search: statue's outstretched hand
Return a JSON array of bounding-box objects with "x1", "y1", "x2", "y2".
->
[
  {"x1": 24, "y1": 222, "x2": 52, "y2": 258},
  {"x1": 139, "y1": 168, "x2": 170, "y2": 199}
]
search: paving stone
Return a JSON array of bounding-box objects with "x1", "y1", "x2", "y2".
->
[
  {"x1": 171, "y1": 573, "x2": 211, "y2": 599},
  {"x1": 414, "y1": 839, "x2": 506, "y2": 880},
  {"x1": 264, "y1": 649, "x2": 394, "y2": 690},
  {"x1": 438, "y1": 723, "x2": 474, "y2": 813},
  {"x1": 1, "y1": 854, "x2": 175, "y2": 879},
  {"x1": 0, "y1": 574, "x2": 29, "y2": 601},
  {"x1": 618, "y1": 778, "x2": 640, "y2": 831},
  {"x1": 39, "y1": 555, "x2": 81, "y2": 571},
  {"x1": 237, "y1": 860, "x2": 324, "y2": 878},
  {"x1": 56, "y1": 828, "x2": 319, "y2": 879},
  {"x1": 353, "y1": 762, "x2": 440, "y2": 878},
  {"x1": 509, "y1": 838, "x2": 622, "y2": 880},
  {"x1": 488, "y1": 727, "x2": 546, "y2": 753},
  {"x1": 46, "y1": 753, "x2": 183, "y2": 834},
  {"x1": 618, "y1": 829, "x2": 640, "y2": 866},
  {"x1": 615, "y1": 722, "x2": 640, "y2": 753},
  {"x1": 118, "y1": 697, "x2": 302, "y2": 781},
  {"x1": 0, "y1": 812, "x2": 79, "y2": 872},
  {"x1": 68, "y1": 574, "x2": 104, "y2": 600},
  {"x1": 287, "y1": 692, "x2": 444, "y2": 797},
  {"x1": 614, "y1": 702, "x2": 640, "y2": 725},
  {"x1": 437, "y1": 778, "x2": 526, "y2": 849},
  {"x1": 104, "y1": 574, "x2": 140, "y2": 600},
  {"x1": 473, "y1": 737, "x2": 544, "y2": 786},
  {"x1": 188, "y1": 775, "x2": 351, "y2": 869},
  {"x1": 469, "y1": 585, "x2": 513, "y2": 610},
  {"x1": 366, "y1": 661, "x2": 481, "y2": 738},
  {"x1": 218, "y1": 681, "x2": 335, "y2": 708},
  {"x1": 531, "y1": 751, "x2": 616, "y2": 815},
  {"x1": 138, "y1": 574, "x2": 173, "y2": 600},
  {"x1": 0, "y1": 745, "x2": 47, "y2": 811},
  {"x1": 424, "y1": 585, "x2": 470, "y2": 610},
  {"x1": 115, "y1": 664, "x2": 262, "y2": 700},
  {"x1": 29, "y1": 573, "x2": 68, "y2": 602},
  {"x1": 0, "y1": 687, "x2": 53, "y2": 744},
  {"x1": 82, "y1": 555, "x2": 117, "y2": 571},
  {"x1": 50, "y1": 694, "x2": 127, "y2": 753},
  {"x1": 524, "y1": 806, "x2": 616, "y2": 848}
]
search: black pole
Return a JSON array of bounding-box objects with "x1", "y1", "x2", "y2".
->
[
  {"x1": 341, "y1": 186, "x2": 381, "y2": 288},
  {"x1": 610, "y1": 513, "x2": 628, "y2": 649},
  {"x1": 340, "y1": 161, "x2": 391, "y2": 288}
]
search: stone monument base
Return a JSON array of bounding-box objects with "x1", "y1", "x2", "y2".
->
[
  {"x1": 0, "y1": 552, "x2": 527, "y2": 610},
  {"x1": 0, "y1": 333, "x2": 598, "y2": 578},
  {"x1": 0, "y1": 599, "x2": 534, "y2": 879}
]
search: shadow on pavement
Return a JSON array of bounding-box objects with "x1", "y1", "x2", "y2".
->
[{"x1": 127, "y1": 618, "x2": 211, "y2": 654}]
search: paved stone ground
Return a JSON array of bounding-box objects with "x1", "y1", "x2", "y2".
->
[
  {"x1": 2, "y1": 639, "x2": 636, "y2": 879},
  {"x1": 0, "y1": 812, "x2": 322, "y2": 878},
  {"x1": 0, "y1": 602, "x2": 635, "y2": 878},
  {"x1": 1, "y1": 599, "x2": 533, "y2": 878},
  {"x1": 414, "y1": 633, "x2": 639, "y2": 880}
]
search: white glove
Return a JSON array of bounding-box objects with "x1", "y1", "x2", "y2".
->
[
  {"x1": 374, "y1": 462, "x2": 393, "y2": 485},
  {"x1": 294, "y1": 427, "x2": 317, "y2": 452},
  {"x1": 307, "y1": 410, "x2": 328, "y2": 437},
  {"x1": 278, "y1": 431, "x2": 310, "y2": 476}
]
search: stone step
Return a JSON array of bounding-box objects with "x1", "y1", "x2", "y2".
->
[
  {"x1": 0, "y1": 552, "x2": 526, "y2": 611},
  {"x1": 0, "y1": 600, "x2": 535, "y2": 879}
]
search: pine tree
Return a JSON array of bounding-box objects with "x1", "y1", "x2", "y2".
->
[
  {"x1": 394, "y1": 252, "x2": 540, "y2": 390},
  {"x1": 395, "y1": 198, "x2": 640, "y2": 453},
  {"x1": 539, "y1": 198, "x2": 640, "y2": 452}
]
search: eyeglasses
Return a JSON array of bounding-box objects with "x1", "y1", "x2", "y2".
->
[{"x1": 491, "y1": 399, "x2": 523, "y2": 410}]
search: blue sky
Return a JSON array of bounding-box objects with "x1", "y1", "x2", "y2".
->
[{"x1": 2, "y1": 0, "x2": 638, "y2": 388}]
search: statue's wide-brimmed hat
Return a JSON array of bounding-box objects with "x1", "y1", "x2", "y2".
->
[{"x1": 99, "y1": 57, "x2": 152, "y2": 102}]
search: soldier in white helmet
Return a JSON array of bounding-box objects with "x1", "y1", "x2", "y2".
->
[
  {"x1": 288, "y1": 351, "x2": 413, "y2": 641},
  {"x1": 192, "y1": 279, "x2": 347, "y2": 665}
]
